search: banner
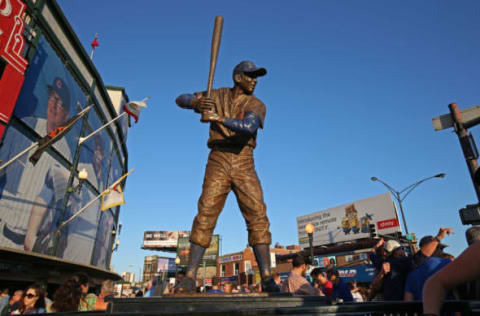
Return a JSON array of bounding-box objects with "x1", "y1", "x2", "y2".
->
[
  {"x1": 79, "y1": 108, "x2": 112, "y2": 193},
  {"x1": 143, "y1": 231, "x2": 190, "y2": 250},
  {"x1": 157, "y1": 257, "x2": 176, "y2": 273},
  {"x1": 14, "y1": 36, "x2": 87, "y2": 163},
  {"x1": 0, "y1": 34, "x2": 120, "y2": 268},
  {"x1": 91, "y1": 210, "x2": 114, "y2": 269},
  {"x1": 0, "y1": 126, "x2": 100, "y2": 264},
  {"x1": 176, "y1": 235, "x2": 219, "y2": 267},
  {"x1": 337, "y1": 265, "x2": 377, "y2": 283},
  {"x1": 297, "y1": 193, "x2": 402, "y2": 248}
]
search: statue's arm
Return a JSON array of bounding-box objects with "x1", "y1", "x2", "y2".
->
[
  {"x1": 175, "y1": 94, "x2": 198, "y2": 110},
  {"x1": 223, "y1": 112, "x2": 261, "y2": 135}
]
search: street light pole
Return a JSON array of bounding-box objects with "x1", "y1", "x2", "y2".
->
[
  {"x1": 305, "y1": 223, "x2": 315, "y2": 265},
  {"x1": 175, "y1": 256, "x2": 180, "y2": 280},
  {"x1": 371, "y1": 173, "x2": 445, "y2": 236}
]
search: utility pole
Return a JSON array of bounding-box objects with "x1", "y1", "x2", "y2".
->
[{"x1": 433, "y1": 103, "x2": 480, "y2": 245}]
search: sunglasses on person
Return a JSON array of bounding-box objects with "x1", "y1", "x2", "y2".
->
[{"x1": 24, "y1": 293, "x2": 37, "y2": 299}]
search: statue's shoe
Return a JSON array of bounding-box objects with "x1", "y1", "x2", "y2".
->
[
  {"x1": 261, "y1": 277, "x2": 281, "y2": 293},
  {"x1": 174, "y1": 276, "x2": 196, "y2": 294}
]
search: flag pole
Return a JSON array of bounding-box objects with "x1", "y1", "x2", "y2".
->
[
  {"x1": 56, "y1": 169, "x2": 134, "y2": 233},
  {"x1": 90, "y1": 33, "x2": 98, "y2": 60},
  {"x1": 79, "y1": 112, "x2": 127, "y2": 145},
  {"x1": 0, "y1": 105, "x2": 92, "y2": 172},
  {"x1": 0, "y1": 142, "x2": 39, "y2": 172}
]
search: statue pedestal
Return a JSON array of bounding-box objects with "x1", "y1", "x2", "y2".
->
[
  {"x1": 107, "y1": 293, "x2": 330, "y2": 314},
  {"x1": 105, "y1": 295, "x2": 473, "y2": 315}
]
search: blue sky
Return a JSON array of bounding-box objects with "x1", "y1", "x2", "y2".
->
[{"x1": 58, "y1": 0, "x2": 480, "y2": 278}]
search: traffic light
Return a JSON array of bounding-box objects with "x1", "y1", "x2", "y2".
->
[{"x1": 369, "y1": 224, "x2": 377, "y2": 238}]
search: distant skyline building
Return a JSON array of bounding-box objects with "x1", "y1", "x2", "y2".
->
[{"x1": 121, "y1": 271, "x2": 135, "y2": 284}]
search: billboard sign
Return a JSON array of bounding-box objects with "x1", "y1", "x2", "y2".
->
[
  {"x1": 312, "y1": 256, "x2": 337, "y2": 268},
  {"x1": 143, "y1": 231, "x2": 190, "y2": 250},
  {"x1": 297, "y1": 193, "x2": 401, "y2": 248},
  {"x1": 219, "y1": 254, "x2": 242, "y2": 264},
  {"x1": 157, "y1": 257, "x2": 176, "y2": 273},
  {"x1": 176, "y1": 235, "x2": 219, "y2": 267}
]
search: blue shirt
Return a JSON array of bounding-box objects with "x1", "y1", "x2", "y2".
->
[
  {"x1": 369, "y1": 251, "x2": 428, "y2": 301},
  {"x1": 332, "y1": 279, "x2": 354, "y2": 302},
  {"x1": 208, "y1": 289, "x2": 224, "y2": 293},
  {"x1": 404, "y1": 257, "x2": 451, "y2": 300}
]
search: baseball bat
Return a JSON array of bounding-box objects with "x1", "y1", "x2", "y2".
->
[{"x1": 201, "y1": 16, "x2": 224, "y2": 122}]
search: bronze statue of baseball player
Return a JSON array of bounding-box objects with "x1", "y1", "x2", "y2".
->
[{"x1": 175, "y1": 61, "x2": 278, "y2": 293}]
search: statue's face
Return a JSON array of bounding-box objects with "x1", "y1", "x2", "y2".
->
[{"x1": 235, "y1": 73, "x2": 257, "y2": 95}]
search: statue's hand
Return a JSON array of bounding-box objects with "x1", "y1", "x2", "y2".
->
[
  {"x1": 204, "y1": 112, "x2": 225, "y2": 123},
  {"x1": 194, "y1": 97, "x2": 216, "y2": 113}
]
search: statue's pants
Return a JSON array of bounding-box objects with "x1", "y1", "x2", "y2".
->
[{"x1": 190, "y1": 146, "x2": 272, "y2": 248}]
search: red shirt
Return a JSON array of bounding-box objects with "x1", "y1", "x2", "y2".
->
[{"x1": 323, "y1": 280, "x2": 333, "y2": 297}]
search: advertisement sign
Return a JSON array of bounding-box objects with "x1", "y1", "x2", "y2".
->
[
  {"x1": 176, "y1": 235, "x2": 219, "y2": 267},
  {"x1": 312, "y1": 256, "x2": 337, "y2": 268},
  {"x1": 297, "y1": 193, "x2": 401, "y2": 248},
  {"x1": 14, "y1": 36, "x2": 87, "y2": 163},
  {"x1": 219, "y1": 254, "x2": 242, "y2": 264},
  {"x1": 91, "y1": 210, "x2": 115, "y2": 269},
  {"x1": 78, "y1": 111, "x2": 112, "y2": 192},
  {"x1": 0, "y1": 34, "x2": 118, "y2": 268},
  {"x1": 337, "y1": 265, "x2": 377, "y2": 283},
  {"x1": 0, "y1": 127, "x2": 101, "y2": 263},
  {"x1": 143, "y1": 231, "x2": 190, "y2": 249},
  {"x1": 157, "y1": 257, "x2": 176, "y2": 273},
  {"x1": 0, "y1": 0, "x2": 28, "y2": 141}
]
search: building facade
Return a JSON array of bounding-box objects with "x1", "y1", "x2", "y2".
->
[
  {"x1": 0, "y1": 0, "x2": 129, "y2": 287},
  {"x1": 143, "y1": 255, "x2": 177, "y2": 283},
  {"x1": 217, "y1": 244, "x2": 300, "y2": 285},
  {"x1": 121, "y1": 271, "x2": 135, "y2": 284}
]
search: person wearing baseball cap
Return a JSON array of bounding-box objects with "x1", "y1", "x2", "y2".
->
[
  {"x1": 404, "y1": 235, "x2": 452, "y2": 301},
  {"x1": 23, "y1": 77, "x2": 72, "y2": 255},
  {"x1": 325, "y1": 265, "x2": 354, "y2": 302},
  {"x1": 369, "y1": 227, "x2": 453, "y2": 301},
  {"x1": 46, "y1": 77, "x2": 71, "y2": 134},
  {"x1": 174, "y1": 60, "x2": 275, "y2": 293}
]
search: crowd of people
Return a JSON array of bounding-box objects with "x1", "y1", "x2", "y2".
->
[
  {"x1": 1, "y1": 226, "x2": 479, "y2": 314},
  {"x1": 0, "y1": 273, "x2": 115, "y2": 315}
]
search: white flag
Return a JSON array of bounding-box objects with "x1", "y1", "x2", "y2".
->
[
  {"x1": 101, "y1": 184, "x2": 125, "y2": 211},
  {"x1": 123, "y1": 97, "x2": 148, "y2": 123}
]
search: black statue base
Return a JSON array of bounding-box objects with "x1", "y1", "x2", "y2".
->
[
  {"x1": 107, "y1": 293, "x2": 330, "y2": 314},
  {"x1": 103, "y1": 295, "x2": 478, "y2": 315}
]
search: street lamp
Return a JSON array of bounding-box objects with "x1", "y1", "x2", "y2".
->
[
  {"x1": 67, "y1": 168, "x2": 88, "y2": 193},
  {"x1": 370, "y1": 173, "x2": 446, "y2": 235},
  {"x1": 305, "y1": 223, "x2": 315, "y2": 266},
  {"x1": 175, "y1": 256, "x2": 181, "y2": 280}
]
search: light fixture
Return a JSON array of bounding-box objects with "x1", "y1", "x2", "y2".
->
[
  {"x1": 305, "y1": 223, "x2": 315, "y2": 266},
  {"x1": 67, "y1": 168, "x2": 88, "y2": 193},
  {"x1": 305, "y1": 223, "x2": 315, "y2": 234}
]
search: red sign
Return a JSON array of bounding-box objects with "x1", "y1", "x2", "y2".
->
[
  {"x1": 0, "y1": 0, "x2": 29, "y2": 140},
  {"x1": 377, "y1": 218, "x2": 399, "y2": 230},
  {"x1": 0, "y1": 0, "x2": 28, "y2": 74}
]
